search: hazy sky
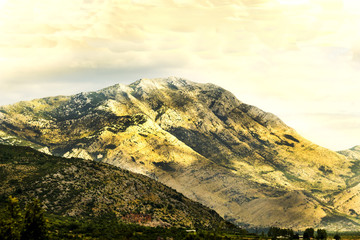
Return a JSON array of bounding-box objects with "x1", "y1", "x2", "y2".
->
[{"x1": 0, "y1": 0, "x2": 359, "y2": 150}]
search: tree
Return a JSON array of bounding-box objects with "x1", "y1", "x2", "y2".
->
[
  {"x1": 334, "y1": 234, "x2": 341, "y2": 240},
  {"x1": 268, "y1": 227, "x2": 279, "y2": 240},
  {"x1": 0, "y1": 196, "x2": 23, "y2": 240},
  {"x1": 268, "y1": 227, "x2": 296, "y2": 240},
  {"x1": 316, "y1": 229, "x2": 327, "y2": 240},
  {"x1": 20, "y1": 199, "x2": 47, "y2": 240},
  {"x1": 287, "y1": 229, "x2": 294, "y2": 239},
  {"x1": 304, "y1": 228, "x2": 315, "y2": 239}
]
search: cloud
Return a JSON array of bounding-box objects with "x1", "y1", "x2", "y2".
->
[
  {"x1": 0, "y1": 0, "x2": 359, "y2": 149},
  {"x1": 283, "y1": 112, "x2": 360, "y2": 150}
]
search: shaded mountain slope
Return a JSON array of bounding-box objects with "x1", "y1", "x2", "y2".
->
[
  {"x1": 0, "y1": 77, "x2": 358, "y2": 230},
  {"x1": 0, "y1": 144, "x2": 229, "y2": 229},
  {"x1": 330, "y1": 146, "x2": 360, "y2": 219}
]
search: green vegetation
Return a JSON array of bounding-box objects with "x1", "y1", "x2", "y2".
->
[
  {"x1": 283, "y1": 134, "x2": 300, "y2": 143},
  {"x1": 267, "y1": 227, "x2": 294, "y2": 240},
  {"x1": 104, "y1": 114, "x2": 147, "y2": 133},
  {"x1": 0, "y1": 197, "x2": 47, "y2": 240},
  {"x1": 318, "y1": 166, "x2": 333, "y2": 175},
  {"x1": 0, "y1": 196, "x2": 23, "y2": 240},
  {"x1": 0, "y1": 194, "x2": 357, "y2": 240},
  {"x1": 2, "y1": 144, "x2": 355, "y2": 239},
  {"x1": 334, "y1": 233, "x2": 341, "y2": 240},
  {"x1": 316, "y1": 229, "x2": 327, "y2": 240},
  {"x1": 1, "y1": 78, "x2": 360, "y2": 230},
  {"x1": 265, "y1": 227, "x2": 344, "y2": 240},
  {"x1": 0, "y1": 194, "x2": 349, "y2": 240},
  {"x1": 0, "y1": 144, "x2": 233, "y2": 233},
  {"x1": 304, "y1": 228, "x2": 315, "y2": 239},
  {"x1": 21, "y1": 198, "x2": 48, "y2": 240},
  {"x1": 0, "y1": 196, "x2": 251, "y2": 240}
]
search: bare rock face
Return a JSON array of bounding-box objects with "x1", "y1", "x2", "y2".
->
[{"x1": 0, "y1": 77, "x2": 359, "y2": 230}]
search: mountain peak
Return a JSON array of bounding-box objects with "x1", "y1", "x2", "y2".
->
[
  {"x1": 129, "y1": 77, "x2": 192, "y2": 90},
  {"x1": 0, "y1": 78, "x2": 357, "y2": 230}
]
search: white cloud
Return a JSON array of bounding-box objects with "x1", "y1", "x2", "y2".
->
[
  {"x1": 0, "y1": 0, "x2": 358, "y2": 150},
  {"x1": 277, "y1": 0, "x2": 309, "y2": 4}
]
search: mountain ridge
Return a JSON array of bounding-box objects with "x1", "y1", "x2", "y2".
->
[
  {"x1": 338, "y1": 146, "x2": 360, "y2": 161},
  {"x1": 0, "y1": 143, "x2": 230, "y2": 229},
  {"x1": 0, "y1": 77, "x2": 359, "y2": 230}
]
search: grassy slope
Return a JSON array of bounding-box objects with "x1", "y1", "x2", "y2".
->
[{"x1": 0, "y1": 144, "x2": 230, "y2": 230}]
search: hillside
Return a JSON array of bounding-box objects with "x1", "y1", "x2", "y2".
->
[
  {"x1": 0, "y1": 77, "x2": 359, "y2": 230},
  {"x1": 339, "y1": 146, "x2": 360, "y2": 161},
  {"x1": 0, "y1": 144, "x2": 229, "y2": 229},
  {"x1": 331, "y1": 147, "x2": 360, "y2": 220}
]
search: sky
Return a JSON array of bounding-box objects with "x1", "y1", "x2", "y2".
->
[{"x1": 0, "y1": 0, "x2": 359, "y2": 151}]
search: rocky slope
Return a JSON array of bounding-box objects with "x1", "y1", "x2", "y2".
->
[
  {"x1": 339, "y1": 146, "x2": 360, "y2": 161},
  {"x1": 0, "y1": 77, "x2": 359, "y2": 230},
  {"x1": 0, "y1": 144, "x2": 229, "y2": 229},
  {"x1": 330, "y1": 147, "x2": 360, "y2": 220}
]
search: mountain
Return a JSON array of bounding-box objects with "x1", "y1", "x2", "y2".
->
[
  {"x1": 0, "y1": 144, "x2": 230, "y2": 229},
  {"x1": 0, "y1": 77, "x2": 359, "y2": 230},
  {"x1": 331, "y1": 146, "x2": 360, "y2": 220},
  {"x1": 338, "y1": 146, "x2": 360, "y2": 161}
]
